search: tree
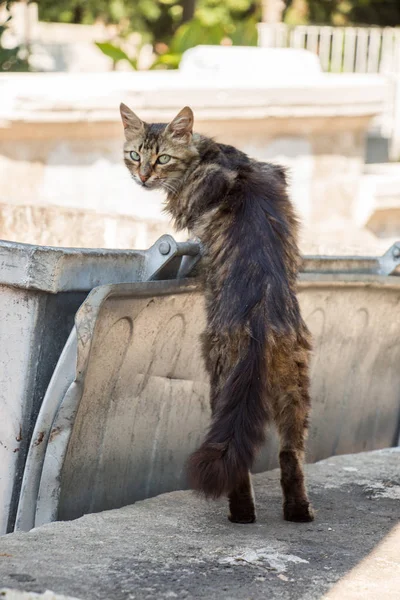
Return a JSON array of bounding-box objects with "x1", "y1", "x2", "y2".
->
[
  {"x1": 284, "y1": 0, "x2": 400, "y2": 26},
  {"x1": 349, "y1": 0, "x2": 400, "y2": 27},
  {"x1": 181, "y1": 0, "x2": 197, "y2": 23},
  {"x1": 38, "y1": 0, "x2": 260, "y2": 46},
  {"x1": 38, "y1": 0, "x2": 183, "y2": 43}
]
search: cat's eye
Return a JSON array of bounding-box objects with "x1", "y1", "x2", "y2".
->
[
  {"x1": 157, "y1": 154, "x2": 171, "y2": 164},
  {"x1": 130, "y1": 151, "x2": 140, "y2": 161}
]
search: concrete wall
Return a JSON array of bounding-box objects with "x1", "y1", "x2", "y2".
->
[{"x1": 0, "y1": 70, "x2": 392, "y2": 253}]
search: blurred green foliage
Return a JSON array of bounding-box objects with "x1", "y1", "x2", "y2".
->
[
  {"x1": 95, "y1": 41, "x2": 138, "y2": 69},
  {"x1": 2, "y1": 1, "x2": 399, "y2": 72},
  {"x1": 38, "y1": 0, "x2": 260, "y2": 69},
  {"x1": 284, "y1": 0, "x2": 400, "y2": 27},
  {"x1": 0, "y1": 1, "x2": 29, "y2": 71},
  {"x1": 152, "y1": 0, "x2": 259, "y2": 69},
  {"x1": 38, "y1": 0, "x2": 399, "y2": 70},
  {"x1": 38, "y1": 0, "x2": 181, "y2": 43},
  {"x1": 37, "y1": 0, "x2": 400, "y2": 31}
]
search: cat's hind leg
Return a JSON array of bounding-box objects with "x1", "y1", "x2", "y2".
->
[
  {"x1": 201, "y1": 329, "x2": 256, "y2": 523},
  {"x1": 228, "y1": 471, "x2": 256, "y2": 524},
  {"x1": 273, "y1": 345, "x2": 314, "y2": 523}
]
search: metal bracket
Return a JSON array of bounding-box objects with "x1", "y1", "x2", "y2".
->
[
  {"x1": 142, "y1": 235, "x2": 202, "y2": 281},
  {"x1": 302, "y1": 241, "x2": 400, "y2": 276},
  {"x1": 378, "y1": 242, "x2": 400, "y2": 276}
]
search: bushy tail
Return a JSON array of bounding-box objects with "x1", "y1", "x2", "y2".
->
[{"x1": 188, "y1": 313, "x2": 269, "y2": 498}]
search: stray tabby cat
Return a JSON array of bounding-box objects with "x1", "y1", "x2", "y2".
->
[{"x1": 120, "y1": 103, "x2": 314, "y2": 524}]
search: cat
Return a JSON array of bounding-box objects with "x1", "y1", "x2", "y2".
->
[{"x1": 120, "y1": 103, "x2": 314, "y2": 525}]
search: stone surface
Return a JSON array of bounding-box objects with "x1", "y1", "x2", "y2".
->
[
  {"x1": 0, "y1": 202, "x2": 178, "y2": 251},
  {"x1": 0, "y1": 449, "x2": 399, "y2": 600},
  {"x1": 0, "y1": 591, "x2": 81, "y2": 600}
]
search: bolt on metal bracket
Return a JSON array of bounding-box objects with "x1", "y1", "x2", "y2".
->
[
  {"x1": 142, "y1": 235, "x2": 202, "y2": 281},
  {"x1": 378, "y1": 242, "x2": 400, "y2": 276}
]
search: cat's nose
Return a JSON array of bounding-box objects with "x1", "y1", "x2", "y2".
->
[{"x1": 139, "y1": 173, "x2": 150, "y2": 183}]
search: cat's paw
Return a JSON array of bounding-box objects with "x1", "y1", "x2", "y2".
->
[
  {"x1": 283, "y1": 501, "x2": 314, "y2": 523},
  {"x1": 228, "y1": 510, "x2": 256, "y2": 524}
]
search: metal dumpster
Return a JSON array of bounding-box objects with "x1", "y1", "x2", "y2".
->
[
  {"x1": 13, "y1": 241, "x2": 400, "y2": 532},
  {"x1": 0, "y1": 235, "x2": 200, "y2": 535}
]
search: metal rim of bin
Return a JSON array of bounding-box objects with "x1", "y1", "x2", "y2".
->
[
  {"x1": 1, "y1": 239, "x2": 399, "y2": 291},
  {"x1": 0, "y1": 234, "x2": 202, "y2": 291}
]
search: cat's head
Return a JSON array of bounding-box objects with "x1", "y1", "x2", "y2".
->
[{"x1": 120, "y1": 103, "x2": 198, "y2": 195}]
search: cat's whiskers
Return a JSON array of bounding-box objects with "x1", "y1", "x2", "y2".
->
[{"x1": 161, "y1": 180, "x2": 179, "y2": 196}]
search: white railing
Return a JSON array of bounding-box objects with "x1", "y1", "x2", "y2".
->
[
  {"x1": 258, "y1": 23, "x2": 400, "y2": 74},
  {"x1": 258, "y1": 23, "x2": 400, "y2": 161}
]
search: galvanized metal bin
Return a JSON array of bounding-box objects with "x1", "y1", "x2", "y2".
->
[
  {"x1": 0, "y1": 236, "x2": 200, "y2": 534},
  {"x1": 13, "y1": 242, "x2": 400, "y2": 532}
]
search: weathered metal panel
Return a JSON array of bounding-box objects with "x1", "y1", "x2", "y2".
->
[
  {"x1": 0, "y1": 285, "x2": 86, "y2": 534},
  {"x1": 299, "y1": 276, "x2": 400, "y2": 457},
  {"x1": 23, "y1": 274, "x2": 400, "y2": 529},
  {"x1": 57, "y1": 282, "x2": 207, "y2": 524},
  {"x1": 1, "y1": 235, "x2": 201, "y2": 534}
]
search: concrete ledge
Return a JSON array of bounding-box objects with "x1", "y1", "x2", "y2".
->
[
  {"x1": 356, "y1": 163, "x2": 400, "y2": 240},
  {"x1": 0, "y1": 449, "x2": 399, "y2": 600},
  {"x1": 0, "y1": 72, "x2": 388, "y2": 125}
]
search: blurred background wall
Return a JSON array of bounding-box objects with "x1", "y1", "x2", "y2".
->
[{"x1": 1, "y1": 0, "x2": 400, "y2": 255}]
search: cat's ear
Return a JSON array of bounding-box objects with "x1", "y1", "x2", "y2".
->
[
  {"x1": 165, "y1": 107, "x2": 193, "y2": 141},
  {"x1": 120, "y1": 103, "x2": 144, "y2": 137}
]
